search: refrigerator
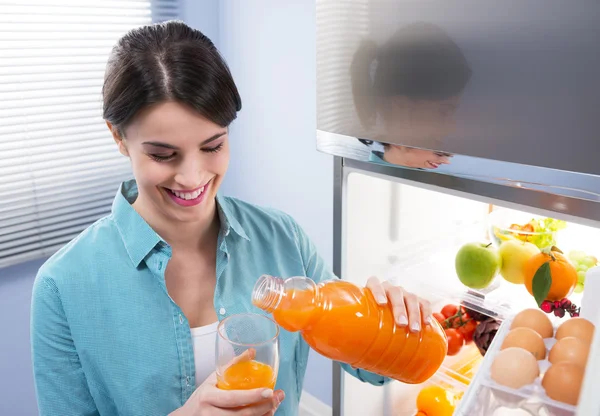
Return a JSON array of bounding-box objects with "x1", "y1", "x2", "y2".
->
[{"x1": 315, "y1": 1, "x2": 600, "y2": 415}]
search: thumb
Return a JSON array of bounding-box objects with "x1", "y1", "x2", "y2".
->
[{"x1": 210, "y1": 386, "x2": 275, "y2": 408}]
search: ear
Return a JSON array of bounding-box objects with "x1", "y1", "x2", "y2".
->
[{"x1": 106, "y1": 121, "x2": 129, "y2": 157}]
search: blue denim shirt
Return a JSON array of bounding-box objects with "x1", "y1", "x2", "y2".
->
[{"x1": 31, "y1": 180, "x2": 387, "y2": 416}]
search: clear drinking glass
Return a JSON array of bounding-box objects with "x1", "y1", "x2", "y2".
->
[{"x1": 216, "y1": 312, "x2": 280, "y2": 390}]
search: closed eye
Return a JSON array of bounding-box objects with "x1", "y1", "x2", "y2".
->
[
  {"x1": 202, "y1": 143, "x2": 224, "y2": 153},
  {"x1": 148, "y1": 153, "x2": 175, "y2": 162}
]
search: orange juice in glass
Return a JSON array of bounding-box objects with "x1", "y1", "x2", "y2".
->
[{"x1": 216, "y1": 313, "x2": 279, "y2": 390}]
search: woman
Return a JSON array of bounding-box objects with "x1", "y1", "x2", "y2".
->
[
  {"x1": 351, "y1": 22, "x2": 472, "y2": 165},
  {"x1": 31, "y1": 21, "x2": 432, "y2": 416},
  {"x1": 371, "y1": 143, "x2": 452, "y2": 170}
]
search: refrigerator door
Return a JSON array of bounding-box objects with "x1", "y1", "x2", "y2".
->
[
  {"x1": 337, "y1": 166, "x2": 600, "y2": 415},
  {"x1": 317, "y1": 0, "x2": 600, "y2": 175}
]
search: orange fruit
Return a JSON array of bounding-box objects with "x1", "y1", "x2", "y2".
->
[
  {"x1": 523, "y1": 248, "x2": 577, "y2": 301},
  {"x1": 416, "y1": 385, "x2": 456, "y2": 416}
]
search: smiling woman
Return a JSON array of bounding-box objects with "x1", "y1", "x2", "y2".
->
[{"x1": 30, "y1": 21, "x2": 432, "y2": 416}]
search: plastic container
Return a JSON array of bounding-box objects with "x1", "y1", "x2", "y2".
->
[
  {"x1": 488, "y1": 208, "x2": 557, "y2": 250},
  {"x1": 456, "y1": 316, "x2": 585, "y2": 416},
  {"x1": 251, "y1": 275, "x2": 448, "y2": 384}
]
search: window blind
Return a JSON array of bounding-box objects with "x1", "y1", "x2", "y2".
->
[{"x1": 0, "y1": 0, "x2": 180, "y2": 269}]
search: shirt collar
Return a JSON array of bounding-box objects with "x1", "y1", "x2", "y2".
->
[
  {"x1": 215, "y1": 194, "x2": 250, "y2": 241},
  {"x1": 111, "y1": 180, "x2": 249, "y2": 267}
]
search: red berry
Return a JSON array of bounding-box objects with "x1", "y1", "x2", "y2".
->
[
  {"x1": 554, "y1": 308, "x2": 565, "y2": 318},
  {"x1": 572, "y1": 312, "x2": 580, "y2": 317},
  {"x1": 554, "y1": 301, "x2": 561, "y2": 309},
  {"x1": 540, "y1": 301, "x2": 553, "y2": 313},
  {"x1": 560, "y1": 298, "x2": 572, "y2": 308}
]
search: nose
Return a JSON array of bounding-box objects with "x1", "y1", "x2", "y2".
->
[{"x1": 173, "y1": 155, "x2": 203, "y2": 188}]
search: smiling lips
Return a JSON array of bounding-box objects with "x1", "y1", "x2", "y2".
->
[{"x1": 165, "y1": 181, "x2": 211, "y2": 207}]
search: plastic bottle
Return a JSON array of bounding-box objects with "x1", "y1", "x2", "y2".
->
[{"x1": 252, "y1": 275, "x2": 448, "y2": 384}]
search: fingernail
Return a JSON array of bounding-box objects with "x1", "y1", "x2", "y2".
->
[
  {"x1": 411, "y1": 322, "x2": 421, "y2": 332},
  {"x1": 277, "y1": 391, "x2": 285, "y2": 403},
  {"x1": 377, "y1": 295, "x2": 387, "y2": 304},
  {"x1": 424, "y1": 316, "x2": 432, "y2": 325},
  {"x1": 397, "y1": 315, "x2": 408, "y2": 326},
  {"x1": 262, "y1": 389, "x2": 274, "y2": 399}
]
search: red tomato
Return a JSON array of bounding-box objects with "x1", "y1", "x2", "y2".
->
[
  {"x1": 458, "y1": 320, "x2": 478, "y2": 344},
  {"x1": 445, "y1": 328, "x2": 464, "y2": 356},
  {"x1": 433, "y1": 312, "x2": 447, "y2": 327},
  {"x1": 441, "y1": 304, "x2": 459, "y2": 319},
  {"x1": 459, "y1": 306, "x2": 470, "y2": 319}
]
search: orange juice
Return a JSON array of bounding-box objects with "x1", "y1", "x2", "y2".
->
[
  {"x1": 217, "y1": 360, "x2": 276, "y2": 390},
  {"x1": 253, "y1": 276, "x2": 447, "y2": 384}
]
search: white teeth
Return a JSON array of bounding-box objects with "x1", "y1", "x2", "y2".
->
[{"x1": 172, "y1": 187, "x2": 205, "y2": 200}]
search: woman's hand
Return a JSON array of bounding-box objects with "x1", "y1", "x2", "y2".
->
[
  {"x1": 366, "y1": 276, "x2": 432, "y2": 332},
  {"x1": 170, "y1": 372, "x2": 284, "y2": 416},
  {"x1": 170, "y1": 350, "x2": 284, "y2": 416}
]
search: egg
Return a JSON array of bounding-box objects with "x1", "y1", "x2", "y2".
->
[
  {"x1": 542, "y1": 361, "x2": 585, "y2": 405},
  {"x1": 556, "y1": 317, "x2": 595, "y2": 345},
  {"x1": 510, "y1": 308, "x2": 554, "y2": 338},
  {"x1": 491, "y1": 347, "x2": 539, "y2": 389},
  {"x1": 501, "y1": 327, "x2": 546, "y2": 360},
  {"x1": 549, "y1": 336, "x2": 590, "y2": 367}
]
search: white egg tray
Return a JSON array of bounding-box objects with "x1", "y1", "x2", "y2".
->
[{"x1": 456, "y1": 317, "x2": 577, "y2": 416}]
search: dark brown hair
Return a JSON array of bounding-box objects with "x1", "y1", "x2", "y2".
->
[
  {"x1": 102, "y1": 21, "x2": 242, "y2": 133},
  {"x1": 351, "y1": 22, "x2": 472, "y2": 129}
]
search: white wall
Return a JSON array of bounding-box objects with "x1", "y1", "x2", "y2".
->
[
  {"x1": 184, "y1": 0, "x2": 335, "y2": 407},
  {"x1": 181, "y1": 0, "x2": 220, "y2": 44}
]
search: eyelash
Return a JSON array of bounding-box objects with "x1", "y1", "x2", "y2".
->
[{"x1": 148, "y1": 143, "x2": 224, "y2": 162}]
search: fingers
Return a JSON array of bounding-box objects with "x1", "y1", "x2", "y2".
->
[
  {"x1": 192, "y1": 373, "x2": 283, "y2": 416},
  {"x1": 366, "y1": 276, "x2": 388, "y2": 305},
  {"x1": 381, "y1": 281, "x2": 408, "y2": 327},
  {"x1": 210, "y1": 386, "x2": 275, "y2": 408},
  {"x1": 404, "y1": 291, "x2": 422, "y2": 332},
  {"x1": 220, "y1": 348, "x2": 256, "y2": 373},
  {"x1": 378, "y1": 280, "x2": 432, "y2": 332},
  {"x1": 214, "y1": 390, "x2": 284, "y2": 416},
  {"x1": 229, "y1": 348, "x2": 256, "y2": 366},
  {"x1": 419, "y1": 299, "x2": 433, "y2": 325}
]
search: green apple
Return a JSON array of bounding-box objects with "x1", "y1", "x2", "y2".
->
[
  {"x1": 498, "y1": 240, "x2": 540, "y2": 284},
  {"x1": 455, "y1": 242, "x2": 502, "y2": 289}
]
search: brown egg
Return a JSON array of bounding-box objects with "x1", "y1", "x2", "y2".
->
[
  {"x1": 501, "y1": 327, "x2": 546, "y2": 360},
  {"x1": 556, "y1": 317, "x2": 595, "y2": 345},
  {"x1": 542, "y1": 361, "x2": 585, "y2": 405},
  {"x1": 511, "y1": 308, "x2": 554, "y2": 338},
  {"x1": 491, "y1": 347, "x2": 539, "y2": 389},
  {"x1": 549, "y1": 337, "x2": 590, "y2": 367}
]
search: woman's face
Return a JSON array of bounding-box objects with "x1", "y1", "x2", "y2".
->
[
  {"x1": 383, "y1": 145, "x2": 451, "y2": 169},
  {"x1": 110, "y1": 101, "x2": 229, "y2": 225},
  {"x1": 379, "y1": 96, "x2": 460, "y2": 150}
]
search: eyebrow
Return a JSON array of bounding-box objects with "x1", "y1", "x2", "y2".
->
[{"x1": 142, "y1": 132, "x2": 226, "y2": 150}]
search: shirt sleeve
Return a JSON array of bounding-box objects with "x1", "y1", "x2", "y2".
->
[
  {"x1": 290, "y1": 218, "x2": 391, "y2": 387},
  {"x1": 31, "y1": 274, "x2": 100, "y2": 416}
]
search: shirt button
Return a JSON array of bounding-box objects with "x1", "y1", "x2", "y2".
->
[
  {"x1": 179, "y1": 314, "x2": 183, "y2": 324},
  {"x1": 219, "y1": 308, "x2": 226, "y2": 315},
  {"x1": 225, "y1": 229, "x2": 230, "y2": 236}
]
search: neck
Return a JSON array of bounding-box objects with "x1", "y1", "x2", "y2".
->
[{"x1": 133, "y1": 194, "x2": 221, "y2": 251}]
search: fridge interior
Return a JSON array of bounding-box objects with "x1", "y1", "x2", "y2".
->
[{"x1": 340, "y1": 170, "x2": 600, "y2": 416}]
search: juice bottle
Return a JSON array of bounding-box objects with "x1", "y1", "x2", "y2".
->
[
  {"x1": 217, "y1": 360, "x2": 276, "y2": 390},
  {"x1": 252, "y1": 275, "x2": 448, "y2": 384}
]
